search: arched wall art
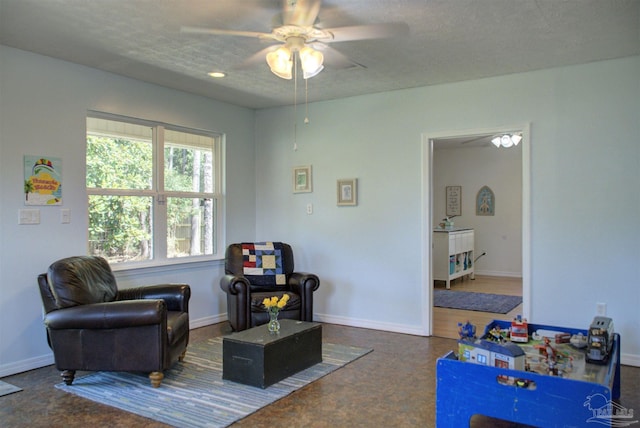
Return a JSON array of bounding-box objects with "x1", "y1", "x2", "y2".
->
[{"x1": 476, "y1": 186, "x2": 495, "y2": 216}]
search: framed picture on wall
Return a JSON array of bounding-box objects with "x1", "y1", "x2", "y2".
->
[
  {"x1": 446, "y1": 185, "x2": 461, "y2": 216},
  {"x1": 293, "y1": 165, "x2": 312, "y2": 193},
  {"x1": 476, "y1": 185, "x2": 495, "y2": 216},
  {"x1": 24, "y1": 155, "x2": 63, "y2": 206},
  {"x1": 337, "y1": 178, "x2": 357, "y2": 206}
]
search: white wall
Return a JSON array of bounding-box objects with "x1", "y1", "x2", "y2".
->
[
  {"x1": 0, "y1": 46, "x2": 257, "y2": 376},
  {"x1": 1, "y1": 45, "x2": 639, "y2": 373},
  {"x1": 255, "y1": 56, "x2": 640, "y2": 364},
  {"x1": 433, "y1": 145, "x2": 522, "y2": 277}
]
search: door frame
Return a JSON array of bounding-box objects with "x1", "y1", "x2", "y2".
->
[{"x1": 420, "y1": 124, "x2": 531, "y2": 335}]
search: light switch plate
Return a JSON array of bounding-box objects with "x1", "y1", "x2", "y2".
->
[
  {"x1": 19, "y1": 209, "x2": 40, "y2": 225},
  {"x1": 61, "y1": 209, "x2": 71, "y2": 224}
]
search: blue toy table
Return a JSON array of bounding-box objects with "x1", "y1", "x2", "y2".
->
[{"x1": 436, "y1": 320, "x2": 621, "y2": 427}]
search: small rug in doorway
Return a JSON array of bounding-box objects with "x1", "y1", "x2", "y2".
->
[
  {"x1": 56, "y1": 337, "x2": 372, "y2": 428},
  {"x1": 433, "y1": 289, "x2": 522, "y2": 314},
  {"x1": 0, "y1": 380, "x2": 22, "y2": 397}
]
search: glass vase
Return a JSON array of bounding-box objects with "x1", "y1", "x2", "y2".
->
[{"x1": 268, "y1": 310, "x2": 280, "y2": 333}]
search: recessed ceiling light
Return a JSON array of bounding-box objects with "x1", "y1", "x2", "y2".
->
[{"x1": 208, "y1": 71, "x2": 226, "y2": 78}]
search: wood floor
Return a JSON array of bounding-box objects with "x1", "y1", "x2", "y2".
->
[
  {"x1": 2, "y1": 309, "x2": 639, "y2": 427},
  {"x1": 432, "y1": 275, "x2": 523, "y2": 339}
]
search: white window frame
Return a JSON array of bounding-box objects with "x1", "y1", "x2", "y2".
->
[{"x1": 86, "y1": 111, "x2": 225, "y2": 269}]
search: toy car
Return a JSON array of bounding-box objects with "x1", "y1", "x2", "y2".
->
[
  {"x1": 510, "y1": 315, "x2": 528, "y2": 343},
  {"x1": 586, "y1": 316, "x2": 614, "y2": 364}
]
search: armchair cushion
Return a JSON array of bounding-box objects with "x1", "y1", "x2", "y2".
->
[
  {"x1": 250, "y1": 291, "x2": 301, "y2": 313},
  {"x1": 44, "y1": 300, "x2": 165, "y2": 329},
  {"x1": 47, "y1": 255, "x2": 117, "y2": 308}
]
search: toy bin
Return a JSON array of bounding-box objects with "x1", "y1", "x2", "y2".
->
[{"x1": 436, "y1": 320, "x2": 621, "y2": 428}]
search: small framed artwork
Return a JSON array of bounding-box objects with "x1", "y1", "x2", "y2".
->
[
  {"x1": 337, "y1": 178, "x2": 357, "y2": 206},
  {"x1": 293, "y1": 165, "x2": 312, "y2": 193},
  {"x1": 476, "y1": 185, "x2": 495, "y2": 216},
  {"x1": 24, "y1": 155, "x2": 63, "y2": 205},
  {"x1": 445, "y1": 185, "x2": 461, "y2": 217}
]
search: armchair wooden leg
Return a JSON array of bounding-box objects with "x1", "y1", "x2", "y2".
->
[
  {"x1": 149, "y1": 371, "x2": 164, "y2": 388},
  {"x1": 61, "y1": 370, "x2": 76, "y2": 385}
]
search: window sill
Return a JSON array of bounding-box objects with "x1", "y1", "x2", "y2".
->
[{"x1": 111, "y1": 256, "x2": 224, "y2": 275}]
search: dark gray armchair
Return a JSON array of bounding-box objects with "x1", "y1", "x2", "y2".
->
[
  {"x1": 37, "y1": 256, "x2": 190, "y2": 387},
  {"x1": 220, "y1": 242, "x2": 320, "y2": 331}
]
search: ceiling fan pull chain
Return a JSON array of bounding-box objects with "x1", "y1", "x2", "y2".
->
[
  {"x1": 304, "y1": 78, "x2": 310, "y2": 125},
  {"x1": 293, "y1": 52, "x2": 298, "y2": 151}
]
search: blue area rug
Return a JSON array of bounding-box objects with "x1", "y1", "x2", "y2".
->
[
  {"x1": 433, "y1": 290, "x2": 522, "y2": 314},
  {"x1": 0, "y1": 380, "x2": 22, "y2": 397},
  {"x1": 56, "y1": 337, "x2": 372, "y2": 427}
]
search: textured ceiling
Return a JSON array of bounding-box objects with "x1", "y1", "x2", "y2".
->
[{"x1": 1, "y1": 0, "x2": 638, "y2": 109}]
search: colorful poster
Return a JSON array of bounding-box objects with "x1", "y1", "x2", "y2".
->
[{"x1": 24, "y1": 156, "x2": 62, "y2": 205}]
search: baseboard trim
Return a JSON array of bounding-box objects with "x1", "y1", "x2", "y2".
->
[
  {"x1": 190, "y1": 314, "x2": 226, "y2": 330},
  {"x1": 621, "y1": 353, "x2": 640, "y2": 367},
  {"x1": 196, "y1": 313, "x2": 427, "y2": 336},
  {"x1": 473, "y1": 270, "x2": 522, "y2": 278},
  {"x1": 313, "y1": 313, "x2": 426, "y2": 336},
  {"x1": 0, "y1": 353, "x2": 54, "y2": 378}
]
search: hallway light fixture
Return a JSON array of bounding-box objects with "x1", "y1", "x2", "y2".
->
[{"x1": 491, "y1": 133, "x2": 522, "y2": 148}]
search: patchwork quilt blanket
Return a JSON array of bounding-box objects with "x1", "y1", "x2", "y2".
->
[{"x1": 241, "y1": 242, "x2": 286, "y2": 286}]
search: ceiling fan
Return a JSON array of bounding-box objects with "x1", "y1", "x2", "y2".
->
[{"x1": 181, "y1": 0, "x2": 409, "y2": 80}]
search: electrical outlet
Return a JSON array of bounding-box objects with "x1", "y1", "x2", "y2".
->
[
  {"x1": 596, "y1": 302, "x2": 607, "y2": 316},
  {"x1": 306, "y1": 203, "x2": 313, "y2": 215}
]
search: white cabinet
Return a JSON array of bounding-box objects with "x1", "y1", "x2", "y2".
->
[{"x1": 433, "y1": 228, "x2": 474, "y2": 289}]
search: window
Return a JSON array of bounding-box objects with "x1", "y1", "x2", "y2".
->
[{"x1": 86, "y1": 114, "x2": 223, "y2": 265}]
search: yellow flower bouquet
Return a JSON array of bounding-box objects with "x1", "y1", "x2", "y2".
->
[
  {"x1": 263, "y1": 293, "x2": 290, "y2": 313},
  {"x1": 263, "y1": 294, "x2": 289, "y2": 333}
]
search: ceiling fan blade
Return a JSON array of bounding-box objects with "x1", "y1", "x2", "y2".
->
[
  {"x1": 322, "y1": 22, "x2": 409, "y2": 42},
  {"x1": 283, "y1": 0, "x2": 322, "y2": 27},
  {"x1": 180, "y1": 26, "x2": 275, "y2": 40},
  {"x1": 311, "y1": 43, "x2": 364, "y2": 70},
  {"x1": 235, "y1": 46, "x2": 280, "y2": 69}
]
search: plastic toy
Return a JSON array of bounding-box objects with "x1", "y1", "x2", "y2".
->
[
  {"x1": 485, "y1": 326, "x2": 507, "y2": 343},
  {"x1": 458, "y1": 338, "x2": 525, "y2": 371},
  {"x1": 457, "y1": 321, "x2": 476, "y2": 340},
  {"x1": 534, "y1": 337, "x2": 573, "y2": 376},
  {"x1": 586, "y1": 316, "x2": 614, "y2": 364},
  {"x1": 569, "y1": 333, "x2": 588, "y2": 348},
  {"x1": 510, "y1": 315, "x2": 528, "y2": 342},
  {"x1": 532, "y1": 329, "x2": 571, "y2": 343}
]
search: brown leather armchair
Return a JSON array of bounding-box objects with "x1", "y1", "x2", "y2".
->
[
  {"x1": 37, "y1": 256, "x2": 190, "y2": 387},
  {"x1": 220, "y1": 242, "x2": 320, "y2": 331}
]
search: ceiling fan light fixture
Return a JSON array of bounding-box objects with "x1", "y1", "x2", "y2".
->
[
  {"x1": 492, "y1": 133, "x2": 522, "y2": 148},
  {"x1": 299, "y1": 46, "x2": 324, "y2": 79},
  {"x1": 266, "y1": 46, "x2": 293, "y2": 79},
  {"x1": 501, "y1": 134, "x2": 513, "y2": 148}
]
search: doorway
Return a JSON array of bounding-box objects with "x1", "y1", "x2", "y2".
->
[{"x1": 420, "y1": 125, "x2": 531, "y2": 336}]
